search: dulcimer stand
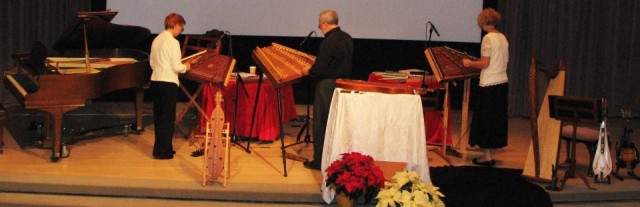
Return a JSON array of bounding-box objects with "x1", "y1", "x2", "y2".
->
[
  {"x1": 276, "y1": 85, "x2": 289, "y2": 177},
  {"x1": 175, "y1": 81, "x2": 213, "y2": 137},
  {"x1": 174, "y1": 50, "x2": 239, "y2": 156},
  {"x1": 244, "y1": 68, "x2": 291, "y2": 177},
  {"x1": 545, "y1": 95, "x2": 600, "y2": 191}
]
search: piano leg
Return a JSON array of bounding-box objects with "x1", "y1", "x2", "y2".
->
[
  {"x1": 40, "y1": 107, "x2": 76, "y2": 162},
  {"x1": 134, "y1": 87, "x2": 144, "y2": 132},
  {"x1": 0, "y1": 104, "x2": 6, "y2": 154}
]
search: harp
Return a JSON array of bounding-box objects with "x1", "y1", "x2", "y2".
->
[{"x1": 522, "y1": 58, "x2": 566, "y2": 181}]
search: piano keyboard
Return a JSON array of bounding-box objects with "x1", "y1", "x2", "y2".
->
[{"x1": 5, "y1": 74, "x2": 39, "y2": 96}]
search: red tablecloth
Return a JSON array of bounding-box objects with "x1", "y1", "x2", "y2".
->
[
  {"x1": 200, "y1": 78, "x2": 297, "y2": 141},
  {"x1": 367, "y1": 73, "x2": 452, "y2": 145}
]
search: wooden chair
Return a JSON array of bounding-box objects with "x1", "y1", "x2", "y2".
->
[
  {"x1": 421, "y1": 75, "x2": 451, "y2": 164},
  {"x1": 421, "y1": 89, "x2": 443, "y2": 112},
  {"x1": 181, "y1": 35, "x2": 221, "y2": 56},
  {"x1": 547, "y1": 95, "x2": 601, "y2": 190},
  {"x1": 560, "y1": 124, "x2": 603, "y2": 177},
  {"x1": 554, "y1": 95, "x2": 605, "y2": 177}
]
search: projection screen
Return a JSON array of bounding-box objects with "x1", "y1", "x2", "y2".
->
[{"x1": 107, "y1": 0, "x2": 482, "y2": 43}]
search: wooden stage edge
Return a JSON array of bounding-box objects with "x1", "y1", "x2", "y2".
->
[{"x1": 0, "y1": 102, "x2": 639, "y2": 206}]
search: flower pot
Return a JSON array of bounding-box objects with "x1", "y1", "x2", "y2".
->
[{"x1": 337, "y1": 192, "x2": 356, "y2": 207}]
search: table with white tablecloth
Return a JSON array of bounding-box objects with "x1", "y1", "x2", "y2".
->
[{"x1": 321, "y1": 88, "x2": 431, "y2": 203}]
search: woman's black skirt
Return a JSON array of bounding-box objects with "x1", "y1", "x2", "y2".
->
[{"x1": 468, "y1": 82, "x2": 509, "y2": 149}]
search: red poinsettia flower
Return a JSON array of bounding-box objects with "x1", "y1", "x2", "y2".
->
[{"x1": 325, "y1": 152, "x2": 386, "y2": 203}]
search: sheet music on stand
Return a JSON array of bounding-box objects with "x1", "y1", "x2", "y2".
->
[
  {"x1": 230, "y1": 72, "x2": 262, "y2": 83},
  {"x1": 182, "y1": 50, "x2": 208, "y2": 61},
  {"x1": 76, "y1": 11, "x2": 118, "y2": 21}
]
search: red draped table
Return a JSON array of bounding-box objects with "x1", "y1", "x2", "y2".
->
[
  {"x1": 367, "y1": 73, "x2": 452, "y2": 145},
  {"x1": 199, "y1": 76, "x2": 297, "y2": 141}
]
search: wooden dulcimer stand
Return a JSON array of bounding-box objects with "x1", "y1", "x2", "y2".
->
[
  {"x1": 251, "y1": 42, "x2": 315, "y2": 177},
  {"x1": 424, "y1": 46, "x2": 482, "y2": 159},
  {"x1": 202, "y1": 91, "x2": 230, "y2": 187}
]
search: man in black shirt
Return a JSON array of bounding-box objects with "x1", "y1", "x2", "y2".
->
[{"x1": 302, "y1": 10, "x2": 353, "y2": 170}]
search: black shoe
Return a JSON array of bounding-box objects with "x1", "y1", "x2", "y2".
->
[
  {"x1": 257, "y1": 140, "x2": 273, "y2": 145},
  {"x1": 154, "y1": 150, "x2": 175, "y2": 156},
  {"x1": 303, "y1": 161, "x2": 321, "y2": 170},
  {"x1": 472, "y1": 157, "x2": 495, "y2": 167},
  {"x1": 154, "y1": 155, "x2": 174, "y2": 160},
  {"x1": 191, "y1": 148, "x2": 204, "y2": 157}
]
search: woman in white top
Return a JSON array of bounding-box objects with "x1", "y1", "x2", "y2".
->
[
  {"x1": 149, "y1": 13, "x2": 191, "y2": 160},
  {"x1": 463, "y1": 8, "x2": 509, "y2": 167}
]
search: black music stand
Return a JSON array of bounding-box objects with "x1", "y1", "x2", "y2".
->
[
  {"x1": 239, "y1": 68, "x2": 263, "y2": 153},
  {"x1": 545, "y1": 95, "x2": 600, "y2": 191},
  {"x1": 222, "y1": 32, "x2": 252, "y2": 154},
  {"x1": 282, "y1": 37, "x2": 316, "y2": 154},
  {"x1": 283, "y1": 87, "x2": 311, "y2": 150}
]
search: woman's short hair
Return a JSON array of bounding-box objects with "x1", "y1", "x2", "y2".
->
[
  {"x1": 164, "y1": 13, "x2": 186, "y2": 29},
  {"x1": 477, "y1": 8, "x2": 502, "y2": 28}
]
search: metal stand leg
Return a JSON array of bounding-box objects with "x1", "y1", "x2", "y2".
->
[
  {"x1": 276, "y1": 88, "x2": 288, "y2": 177},
  {"x1": 231, "y1": 74, "x2": 252, "y2": 153},
  {"x1": 284, "y1": 84, "x2": 311, "y2": 149}
]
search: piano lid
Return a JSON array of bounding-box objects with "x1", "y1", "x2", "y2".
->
[{"x1": 53, "y1": 11, "x2": 150, "y2": 51}]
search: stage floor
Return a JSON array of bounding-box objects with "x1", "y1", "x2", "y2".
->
[{"x1": 0, "y1": 102, "x2": 639, "y2": 206}]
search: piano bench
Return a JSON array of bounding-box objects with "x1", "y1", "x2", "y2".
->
[{"x1": 0, "y1": 104, "x2": 6, "y2": 154}]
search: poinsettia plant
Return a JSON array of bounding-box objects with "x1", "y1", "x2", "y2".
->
[
  {"x1": 376, "y1": 170, "x2": 445, "y2": 207},
  {"x1": 325, "y1": 152, "x2": 386, "y2": 203}
]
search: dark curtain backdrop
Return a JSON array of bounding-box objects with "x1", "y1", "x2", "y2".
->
[
  {"x1": 2, "y1": 1, "x2": 639, "y2": 118},
  {"x1": 0, "y1": 0, "x2": 91, "y2": 77},
  {"x1": 498, "y1": 1, "x2": 640, "y2": 117}
]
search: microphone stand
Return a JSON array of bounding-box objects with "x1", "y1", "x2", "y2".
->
[
  {"x1": 422, "y1": 22, "x2": 435, "y2": 88},
  {"x1": 226, "y1": 32, "x2": 252, "y2": 153},
  {"x1": 283, "y1": 33, "x2": 315, "y2": 153},
  {"x1": 423, "y1": 22, "x2": 462, "y2": 159}
]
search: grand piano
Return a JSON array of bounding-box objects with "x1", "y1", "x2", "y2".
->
[{"x1": 3, "y1": 11, "x2": 151, "y2": 161}]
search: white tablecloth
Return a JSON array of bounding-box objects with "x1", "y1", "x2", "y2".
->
[{"x1": 321, "y1": 88, "x2": 431, "y2": 203}]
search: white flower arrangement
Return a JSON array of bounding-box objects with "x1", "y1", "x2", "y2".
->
[{"x1": 376, "y1": 170, "x2": 445, "y2": 207}]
